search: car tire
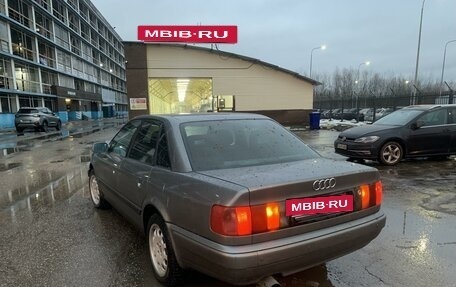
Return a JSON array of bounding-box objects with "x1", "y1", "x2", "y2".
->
[
  {"x1": 88, "y1": 171, "x2": 110, "y2": 209},
  {"x1": 147, "y1": 214, "x2": 183, "y2": 286},
  {"x1": 379, "y1": 141, "x2": 403, "y2": 165},
  {"x1": 16, "y1": 127, "x2": 24, "y2": 134},
  {"x1": 56, "y1": 120, "x2": 62, "y2": 131},
  {"x1": 41, "y1": 121, "x2": 48, "y2": 132}
]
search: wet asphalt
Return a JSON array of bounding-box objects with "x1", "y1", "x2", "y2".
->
[{"x1": 0, "y1": 123, "x2": 455, "y2": 287}]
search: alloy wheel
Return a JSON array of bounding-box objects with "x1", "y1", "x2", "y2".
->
[
  {"x1": 380, "y1": 142, "x2": 402, "y2": 165},
  {"x1": 149, "y1": 223, "x2": 168, "y2": 277},
  {"x1": 89, "y1": 175, "x2": 100, "y2": 206}
]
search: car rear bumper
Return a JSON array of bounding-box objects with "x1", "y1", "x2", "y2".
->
[
  {"x1": 168, "y1": 211, "x2": 386, "y2": 285},
  {"x1": 15, "y1": 121, "x2": 41, "y2": 128}
]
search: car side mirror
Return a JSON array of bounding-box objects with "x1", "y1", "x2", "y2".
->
[
  {"x1": 411, "y1": 120, "x2": 425, "y2": 130},
  {"x1": 92, "y1": 142, "x2": 108, "y2": 154}
]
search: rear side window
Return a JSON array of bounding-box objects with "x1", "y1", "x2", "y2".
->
[
  {"x1": 418, "y1": 109, "x2": 447, "y2": 127},
  {"x1": 18, "y1": 109, "x2": 38, "y2": 114},
  {"x1": 128, "y1": 121, "x2": 161, "y2": 164}
]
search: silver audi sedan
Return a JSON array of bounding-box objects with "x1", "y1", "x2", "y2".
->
[{"x1": 88, "y1": 113, "x2": 385, "y2": 286}]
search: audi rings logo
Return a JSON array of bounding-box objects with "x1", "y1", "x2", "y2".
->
[{"x1": 312, "y1": 178, "x2": 336, "y2": 191}]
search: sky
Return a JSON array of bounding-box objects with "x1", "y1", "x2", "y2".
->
[{"x1": 92, "y1": 0, "x2": 456, "y2": 83}]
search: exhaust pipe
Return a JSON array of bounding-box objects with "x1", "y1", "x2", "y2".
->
[{"x1": 256, "y1": 276, "x2": 281, "y2": 287}]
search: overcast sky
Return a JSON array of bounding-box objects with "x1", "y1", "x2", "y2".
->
[{"x1": 92, "y1": 0, "x2": 456, "y2": 82}]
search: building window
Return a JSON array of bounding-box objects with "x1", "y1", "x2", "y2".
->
[
  {"x1": 98, "y1": 37, "x2": 106, "y2": 53},
  {"x1": 0, "y1": 21, "x2": 9, "y2": 52},
  {"x1": 70, "y1": 34, "x2": 80, "y2": 55},
  {"x1": 58, "y1": 74, "x2": 74, "y2": 89},
  {"x1": 14, "y1": 61, "x2": 40, "y2": 93},
  {"x1": 97, "y1": 22, "x2": 105, "y2": 38},
  {"x1": 89, "y1": 11, "x2": 97, "y2": 28},
  {"x1": 1, "y1": 95, "x2": 12, "y2": 113},
  {"x1": 56, "y1": 49, "x2": 72, "y2": 73},
  {"x1": 43, "y1": 97, "x2": 56, "y2": 111},
  {"x1": 35, "y1": 11, "x2": 53, "y2": 40},
  {"x1": 85, "y1": 81, "x2": 96, "y2": 93},
  {"x1": 72, "y1": 56, "x2": 83, "y2": 77},
  {"x1": 33, "y1": 0, "x2": 50, "y2": 12},
  {"x1": 18, "y1": 95, "x2": 31, "y2": 108},
  {"x1": 41, "y1": 69, "x2": 57, "y2": 94},
  {"x1": 54, "y1": 24, "x2": 69, "y2": 50},
  {"x1": 90, "y1": 29, "x2": 98, "y2": 48},
  {"x1": 75, "y1": 78, "x2": 84, "y2": 91},
  {"x1": 81, "y1": 23, "x2": 90, "y2": 43},
  {"x1": 68, "y1": 12, "x2": 79, "y2": 33},
  {"x1": 81, "y1": 42, "x2": 91, "y2": 62},
  {"x1": 38, "y1": 41, "x2": 55, "y2": 68},
  {"x1": 10, "y1": 28, "x2": 36, "y2": 61},
  {"x1": 67, "y1": 0, "x2": 77, "y2": 10},
  {"x1": 52, "y1": 0, "x2": 66, "y2": 23},
  {"x1": 8, "y1": 0, "x2": 32, "y2": 28},
  {"x1": 91, "y1": 48, "x2": 100, "y2": 66},
  {"x1": 0, "y1": 57, "x2": 13, "y2": 89},
  {"x1": 79, "y1": 2, "x2": 88, "y2": 21},
  {"x1": 0, "y1": 94, "x2": 18, "y2": 112},
  {"x1": 0, "y1": 0, "x2": 5, "y2": 14},
  {"x1": 83, "y1": 62, "x2": 95, "y2": 82}
]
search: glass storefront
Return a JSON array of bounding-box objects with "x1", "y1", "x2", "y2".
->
[{"x1": 148, "y1": 78, "x2": 213, "y2": 114}]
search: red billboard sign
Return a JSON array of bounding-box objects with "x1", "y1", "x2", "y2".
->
[{"x1": 137, "y1": 25, "x2": 238, "y2": 44}]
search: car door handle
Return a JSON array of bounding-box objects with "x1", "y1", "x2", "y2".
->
[
  {"x1": 137, "y1": 175, "x2": 149, "y2": 188},
  {"x1": 112, "y1": 170, "x2": 115, "y2": 174}
]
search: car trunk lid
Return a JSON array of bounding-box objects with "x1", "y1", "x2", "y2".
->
[{"x1": 198, "y1": 158, "x2": 379, "y2": 205}]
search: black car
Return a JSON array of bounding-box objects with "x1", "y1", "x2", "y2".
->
[
  {"x1": 334, "y1": 105, "x2": 456, "y2": 165},
  {"x1": 15, "y1": 107, "x2": 62, "y2": 133}
]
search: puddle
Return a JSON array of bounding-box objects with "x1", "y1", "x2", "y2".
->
[{"x1": 0, "y1": 167, "x2": 87, "y2": 218}]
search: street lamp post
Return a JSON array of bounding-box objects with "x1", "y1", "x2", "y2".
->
[
  {"x1": 412, "y1": 0, "x2": 426, "y2": 105},
  {"x1": 309, "y1": 44, "x2": 326, "y2": 78},
  {"x1": 439, "y1": 39, "x2": 456, "y2": 96},
  {"x1": 355, "y1": 61, "x2": 370, "y2": 117},
  {"x1": 356, "y1": 61, "x2": 370, "y2": 82}
]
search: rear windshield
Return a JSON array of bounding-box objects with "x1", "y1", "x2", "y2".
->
[
  {"x1": 17, "y1": 109, "x2": 39, "y2": 114},
  {"x1": 181, "y1": 119, "x2": 320, "y2": 171}
]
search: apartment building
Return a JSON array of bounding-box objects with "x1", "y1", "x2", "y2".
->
[{"x1": 0, "y1": 0, "x2": 127, "y2": 129}]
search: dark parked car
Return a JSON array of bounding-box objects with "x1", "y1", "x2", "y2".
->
[
  {"x1": 334, "y1": 104, "x2": 456, "y2": 165},
  {"x1": 15, "y1": 107, "x2": 62, "y2": 133},
  {"x1": 89, "y1": 113, "x2": 385, "y2": 286},
  {"x1": 341, "y1": 108, "x2": 359, "y2": 121}
]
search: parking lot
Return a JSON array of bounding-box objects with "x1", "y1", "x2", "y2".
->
[{"x1": 0, "y1": 123, "x2": 455, "y2": 287}]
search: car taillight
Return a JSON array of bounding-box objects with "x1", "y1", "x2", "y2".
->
[
  {"x1": 211, "y1": 202, "x2": 281, "y2": 236},
  {"x1": 375, "y1": 181, "x2": 383, "y2": 205},
  {"x1": 210, "y1": 205, "x2": 251, "y2": 236},
  {"x1": 358, "y1": 180, "x2": 382, "y2": 209}
]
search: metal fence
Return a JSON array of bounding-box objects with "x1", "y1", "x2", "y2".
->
[{"x1": 314, "y1": 91, "x2": 455, "y2": 122}]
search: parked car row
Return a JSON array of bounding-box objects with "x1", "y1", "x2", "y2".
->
[{"x1": 319, "y1": 107, "x2": 395, "y2": 122}]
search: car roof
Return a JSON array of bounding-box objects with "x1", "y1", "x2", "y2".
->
[
  {"x1": 18, "y1": 107, "x2": 44, "y2": 110},
  {"x1": 132, "y1": 113, "x2": 270, "y2": 124},
  {"x1": 402, "y1": 104, "x2": 456, "y2": 111}
]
